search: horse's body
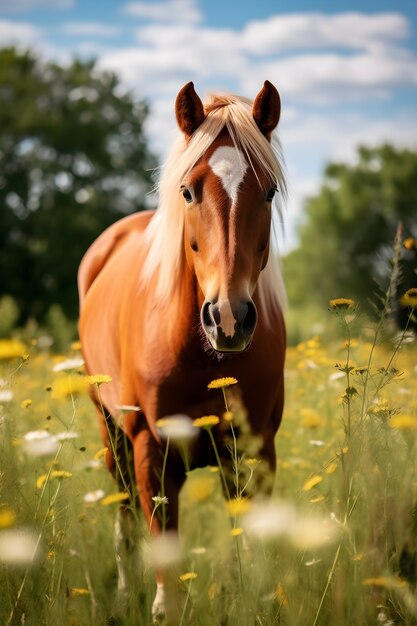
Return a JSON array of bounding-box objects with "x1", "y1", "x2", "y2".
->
[{"x1": 78, "y1": 81, "x2": 286, "y2": 618}]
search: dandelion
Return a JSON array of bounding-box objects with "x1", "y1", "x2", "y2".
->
[
  {"x1": 36, "y1": 470, "x2": 72, "y2": 489},
  {"x1": 52, "y1": 357, "x2": 85, "y2": 372},
  {"x1": 83, "y1": 489, "x2": 105, "y2": 503},
  {"x1": 193, "y1": 415, "x2": 220, "y2": 428},
  {"x1": 101, "y1": 492, "x2": 129, "y2": 506},
  {"x1": 86, "y1": 374, "x2": 112, "y2": 385},
  {"x1": 179, "y1": 572, "x2": 198, "y2": 582},
  {"x1": 390, "y1": 414, "x2": 417, "y2": 429},
  {"x1": 329, "y1": 298, "x2": 356, "y2": 310},
  {"x1": 20, "y1": 399, "x2": 32, "y2": 409},
  {"x1": 400, "y1": 288, "x2": 417, "y2": 308},
  {"x1": 302, "y1": 475, "x2": 323, "y2": 491},
  {"x1": 69, "y1": 588, "x2": 90, "y2": 597},
  {"x1": 0, "y1": 509, "x2": 16, "y2": 528},
  {"x1": 207, "y1": 377, "x2": 238, "y2": 389}
]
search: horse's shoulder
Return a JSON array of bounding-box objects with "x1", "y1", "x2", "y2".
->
[{"x1": 78, "y1": 211, "x2": 154, "y2": 306}]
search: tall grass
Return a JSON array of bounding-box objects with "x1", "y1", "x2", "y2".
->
[{"x1": 0, "y1": 296, "x2": 416, "y2": 624}]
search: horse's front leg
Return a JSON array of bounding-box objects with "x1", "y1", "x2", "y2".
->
[{"x1": 131, "y1": 427, "x2": 183, "y2": 622}]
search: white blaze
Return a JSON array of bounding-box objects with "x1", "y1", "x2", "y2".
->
[
  {"x1": 208, "y1": 146, "x2": 248, "y2": 339},
  {"x1": 208, "y1": 145, "x2": 248, "y2": 204}
]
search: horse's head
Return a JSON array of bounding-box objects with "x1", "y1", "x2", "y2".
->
[{"x1": 175, "y1": 81, "x2": 281, "y2": 352}]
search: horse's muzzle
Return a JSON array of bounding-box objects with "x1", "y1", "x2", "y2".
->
[{"x1": 201, "y1": 299, "x2": 258, "y2": 352}]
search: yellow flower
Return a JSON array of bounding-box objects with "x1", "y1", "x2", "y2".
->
[
  {"x1": 207, "y1": 377, "x2": 238, "y2": 389},
  {"x1": 36, "y1": 470, "x2": 73, "y2": 489},
  {"x1": 275, "y1": 583, "x2": 289, "y2": 606},
  {"x1": 20, "y1": 399, "x2": 32, "y2": 409},
  {"x1": 302, "y1": 475, "x2": 322, "y2": 491},
  {"x1": 94, "y1": 447, "x2": 108, "y2": 460},
  {"x1": 230, "y1": 527, "x2": 243, "y2": 537},
  {"x1": 0, "y1": 339, "x2": 27, "y2": 360},
  {"x1": 51, "y1": 376, "x2": 88, "y2": 399},
  {"x1": 325, "y1": 463, "x2": 338, "y2": 475},
  {"x1": 70, "y1": 340, "x2": 82, "y2": 351},
  {"x1": 244, "y1": 458, "x2": 261, "y2": 468},
  {"x1": 223, "y1": 410, "x2": 233, "y2": 422},
  {"x1": 179, "y1": 572, "x2": 198, "y2": 582},
  {"x1": 193, "y1": 415, "x2": 220, "y2": 428},
  {"x1": 404, "y1": 237, "x2": 415, "y2": 250},
  {"x1": 184, "y1": 476, "x2": 215, "y2": 502},
  {"x1": 300, "y1": 408, "x2": 324, "y2": 429},
  {"x1": 227, "y1": 497, "x2": 251, "y2": 517},
  {"x1": 400, "y1": 288, "x2": 417, "y2": 308},
  {"x1": 69, "y1": 588, "x2": 90, "y2": 597},
  {"x1": 101, "y1": 492, "x2": 130, "y2": 506},
  {"x1": 362, "y1": 577, "x2": 406, "y2": 588},
  {"x1": 86, "y1": 374, "x2": 112, "y2": 385},
  {"x1": 0, "y1": 509, "x2": 16, "y2": 528},
  {"x1": 329, "y1": 298, "x2": 355, "y2": 310},
  {"x1": 390, "y1": 414, "x2": 417, "y2": 429}
]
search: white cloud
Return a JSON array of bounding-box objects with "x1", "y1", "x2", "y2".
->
[
  {"x1": 123, "y1": 0, "x2": 202, "y2": 25},
  {"x1": 0, "y1": 19, "x2": 42, "y2": 45},
  {"x1": 0, "y1": 0, "x2": 73, "y2": 11},
  {"x1": 61, "y1": 22, "x2": 121, "y2": 38}
]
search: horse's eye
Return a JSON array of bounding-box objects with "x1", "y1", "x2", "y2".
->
[
  {"x1": 182, "y1": 188, "x2": 193, "y2": 203},
  {"x1": 266, "y1": 186, "x2": 277, "y2": 202}
]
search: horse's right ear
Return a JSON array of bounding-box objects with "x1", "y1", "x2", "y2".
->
[{"x1": 175, "y1": 82, "x2": 206, "y2": 139}]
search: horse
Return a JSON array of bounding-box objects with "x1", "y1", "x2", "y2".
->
[{"x1": 78, "y1": 80, "x2": 287, "y2": 620}]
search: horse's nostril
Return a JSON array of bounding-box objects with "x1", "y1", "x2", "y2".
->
[
  {"x1": 202, "y1": 301, "x2": 215, "y2": 329},
  {"x1": 241, "y1": 301, "x2": 257, "y2": 336}
]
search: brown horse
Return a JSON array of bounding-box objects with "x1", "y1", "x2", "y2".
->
[{"x1": 78, "y1": 80, "x2": 286, "y2": 618}]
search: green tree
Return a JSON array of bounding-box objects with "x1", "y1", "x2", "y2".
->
[
  {"x1": 0, "y1": 47, "x2": 157, "y2": 322},
  {"x1": 283, "y1": 145, "x2": 417, "y2": 311}
]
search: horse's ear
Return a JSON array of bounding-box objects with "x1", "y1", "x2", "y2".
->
[
  {"x1": 175, "y1": 81, "x2": 206, "y2": 139},
  {"x1": 252, "y1": 80, "x2": 281, "y2": 139}
]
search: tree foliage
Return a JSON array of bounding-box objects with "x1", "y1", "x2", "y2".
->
[
  {"x1": 0, "y1": 47, "x2": 157, "y2": 322},
  {"x1": 283, "y1": 145, "x2": 417, "y2": 311}
]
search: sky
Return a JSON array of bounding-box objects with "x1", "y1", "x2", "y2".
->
[{"x1": 1, "y1": 0, "x2": 417, "y2": 251}]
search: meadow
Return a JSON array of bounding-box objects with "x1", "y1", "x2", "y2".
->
[{"x1": 0, "y1": 297, "x2": 417, "y2": 626}]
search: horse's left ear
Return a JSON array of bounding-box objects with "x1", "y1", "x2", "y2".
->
[
  {"x1": 252, "y1": 80, "x2": 281, "y2": 139},
  {"x1": 175, "y1": 81, "x2": 206, "y2": 139}
]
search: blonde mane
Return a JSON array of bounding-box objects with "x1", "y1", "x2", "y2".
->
[{"x1": 142, "y1": 92, "x2": 287, "y2": 317}]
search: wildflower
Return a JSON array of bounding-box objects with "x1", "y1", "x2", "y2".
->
[
  {"x1": 36, "y1": 470, "x2": 72, "y2": 489},
  {"x1": 56, "y1": 431, "x2": 79, "y2": 441},
  {"x1": 0, "y1": 339, "x2": 26, "y2": 360},
  {"x1": 302, "y1": 475, "x2": 322, "y2": 491},
  {"x1": 290, "y1": 515, "x2": 338, "y2": 549},
  {"x1": 70, "y1": 340, "x2": 82, "y2": 351},
  {"x1": 300, "y1": 408, "x2": 324, "y2": 429},
  {"x1": 83, "y1": 489, "x2": 105, "y2": 503},
  {"x1": 179, "y1": 572, "x2": 198, "y2": 582},
  {"x1": 404, "y1": 237, "x2": 415, "y2": 250},
  {"x1": 152, "y1": 496, "x2": 169, "y2": 505},
  {"x1": 146, "y1": 531, "x2": 182, "y2": 569},
  {"x1": 230, "y1": 527, "x2": 244, "y2": 537},
  {"x1": 390, "y1": 414, "x2": 417, "y2": 429},
  {"x1": 156, "y1": 414, "x2": 196, "y2": 441},
  {"x1": 362, "y1": 577, "x2": 406, "y2": 588},
  {"x1": 101, "y1": 492, "x2": 129, "y2": 506},
  {"x1": 223, "y1": 410, "x2": 233, "y2": 422},
  {"x1": 227, "y1": 497, "x2": 251, "y2": 517},
  {"x1": 207, "y1": 377, "x2": 238, "y2": 389},
  {"x1": 23, "y1": 430, "x2": 60, "y2": 457},
  {"x1": 21, "y1": 399, "x2": 32, "y2": 409},
  {"x1": 329, "y1": 298, "x2": 355, "y2": 310},
  {"x1": 275, "y1": 583, "x2": 288, "y2": 606},
  {"x1": 193, "y1": 415, "x2": 220, "y2": 428},
  {"x1": 244, "y1": 458, "x2": 261, "y2": 468},
  {"x1": 184, "y1": 476, "x2": 215, "y2": 502},
  {"x1": 52, "y1": 357, "x2": 84, "y2": 372},
  {"x1": 0, "y1": 390, "x2": 14, "y2": 403},
  {"x1": 0, "y1": 509, "x2": 16, "y2": 528},
  {"x1": 0, "y1": 529, "x2": 41, "y2": 565},
  {"x1": 94, "y1": 447, "x2": 108, "y2": 460},
  {"x1": 86, "y1": 374, "x2": 112, "y2": 385},
  {"x1": 400, "y1": 288, "x2": 417, "y2": 308},
  {"x1": 51, "y1": 376, "x2": 88, "y2": 399},
  {"x1": 243, "y1": 502, "x2": 295, "y2": 538},
  {"x1": 325, "y1": 463, "x2": 338, "y2": 475},
  {"x1": 69, "y1": 588, "x2": 90, "y2": 597}
]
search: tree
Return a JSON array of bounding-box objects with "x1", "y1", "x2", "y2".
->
[
  {"x1": 0, "y1": 48, "x2": 157, "y2": 322},
  {"x1": 283, "y1": 145, "x2": 417, "y2": 312}
]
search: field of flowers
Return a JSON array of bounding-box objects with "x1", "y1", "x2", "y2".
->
[{"x1": 0, "y1": 300, "x2": 417, "y2": 626}]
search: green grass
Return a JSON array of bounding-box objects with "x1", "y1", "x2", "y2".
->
[{"x1": 0, "y1": 303, "x2": 417, "y2": 625}]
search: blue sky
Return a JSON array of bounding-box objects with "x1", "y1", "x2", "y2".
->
[{"x1": 1, "y1": 0, "x2": 416, "y2": 250}]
